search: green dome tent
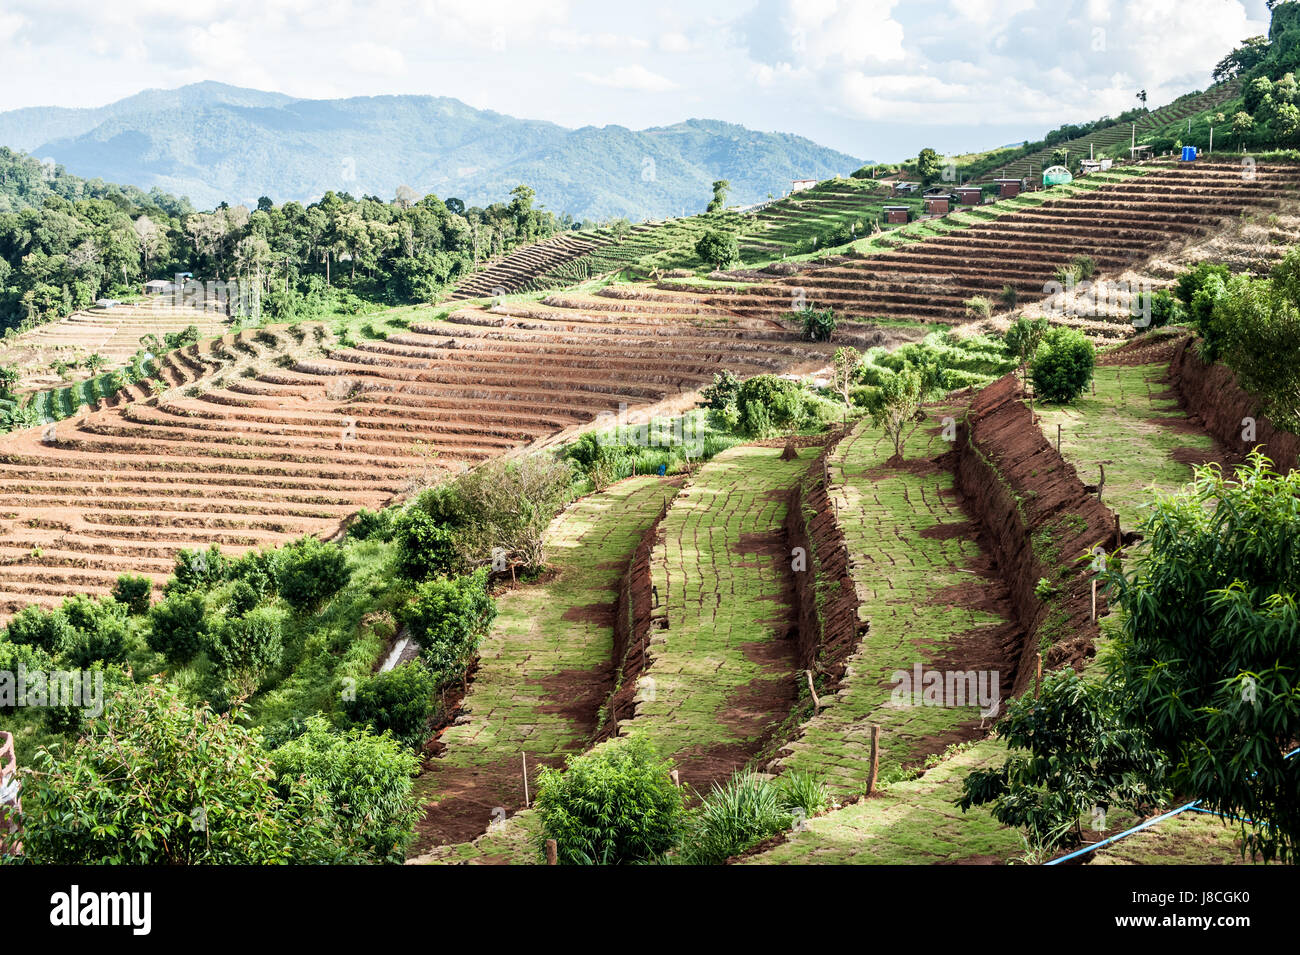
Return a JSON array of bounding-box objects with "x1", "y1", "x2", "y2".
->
[{"x1": 1042, "y1": 165, "x2": 1073, "y2": 186}]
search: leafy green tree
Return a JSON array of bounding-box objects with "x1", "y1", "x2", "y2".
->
[
  {"x1": 959, "y1": 670, "x2": 1167, "y2": 855},
  {"x1": 1100, "y1": 453, "x2": 1300, "y2": 862},
  {"x1": 535, "y1": 736, "x2": 686, "y2": 864},
  {"x1": 274, "y1": 536, "x2": 350, "y2": 613},
  {"x1": 694, "y1": 229, "x2": 740, "y2": 271},
  {"x1": 915, "y1": 147, "x2": 943, "y2": 185},
  {"x1": 393, "y1": 505, "x2": 460, "y2": 581},
  {"x1": 0, "y1": 364, "x2": 18, "y2": 397},
  {"x1": 402, "y1": 569, "x2": 496, "y2": 686},
  {"x1": 1030, "y1": 327, "x2": 1094, "y2": 403},
  {"x1": 166, "y1": 544, "x2": 227, "y2": 595},
  {"x1": 271, "y1": 716, "x2": 419, "y2": 863},
  {"x1": 1003, "y1": 315, "x2": 1049, "y2": 389},
  {"x1": 16, "y1": 681, "x2": 350, "y2": 864},
  {"x1": 451, "y1": 454, "x2": 574, "y2": 573},
  {"x1": 866, "y1": 365, "x2": 924, "y2": 462},
  {"x1": 207, "y1": 604, "x2": 285, "y2": 681},
  {"x1": 795, "y1": 306, "x2": 837, "y2": 342},
  {"x1": 3, "y1": 604, "x2": 77, "y2": 655},
  {"x1": 146, "y1": 591, "x2": 212, "y2": 665},
  {"x1": 706, "y1": 179, "x2": 730, "y2": 213},
  {"x1": 831, "y1": 346, "x2": 861, "y2": 406},
  {"x1": 346, "y1": 662, "x2": 437, "y2": 746},
  {"x1": 112, "y1": 573, "x2": 153, "y2": 615}
]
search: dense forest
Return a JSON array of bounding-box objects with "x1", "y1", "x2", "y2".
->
[{"x1": 0, "y1": 147, "x2": 573, "y2": 332}]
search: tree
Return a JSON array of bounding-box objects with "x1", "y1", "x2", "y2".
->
[
  {"x1": 111, "y1": 574, "x2": 153, "y2": 615},
  {"x1": 706, "y1": 179, "x2": 730, "y2": 213},
  {"x1": 146, "y1": 591, "x2": 212, "y2": 665},
  {"x1": 402, "y1": 569, "x2": 496, "y2": 686},
  {"x1": 1214, "y1": 36, "x2": 1269, "y2": 83},
  {"x1": 16, "y1": 681, "x2": 349, "y2": 864},
  {"x1": 274, "y1": 536, "x2": 350, "y2": 613},
  {"x1": 1232, "y1": 110, "x2": 1256, "y2": 144},
  {"x1": 1030, "y1": 327, "x2": 1094, "y2": 403},
  {"x1": 535, "y1": 736, "x2": 686, "y2": 864},
  {"x1": 270, "y1": 716, "x2": 419, "y2": 863},
  {"x1": 915, "y1": 147, "x2": 943, "y2": 185},
  {"x1": 866, "y1": 366, "x2": 924, "y2": 463},
  {"x1": 0, "y1": 364, "x2": 18, "y2": 398},
  {"x1": 959, "y1": 669, "x2": 1167, "y2": 856},
  {"x1": 1100, "y1": 454, "x2": 1300, "y2": 862},
  {"x1": 796, "y1": 306, "x2": 837, "y2": 342},
  {"x1": 207, "y1": 604, "x2": 285, "y2": 682},
  {"x1": 694, "y1": 229, "x2": 740, "y2": 271},
  {"x1": 831, "y1": 346, "x2": 861, "y2": 407},
  {"x1": 1003, "y1": 315, "x2": 1048, "y2": 389},
  {"x1": 451, "y1": 454, "x2": 574, "y2": 573},
  {"x1": 346, "y1": 662, "x2": 438, "y2": 745}
]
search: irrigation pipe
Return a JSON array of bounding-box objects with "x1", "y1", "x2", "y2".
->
[{"x1": 1044, "y1": 746, "x2": 1300, "y2": 865}]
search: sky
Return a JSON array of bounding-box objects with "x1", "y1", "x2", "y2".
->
[{"x1": 0, "y1": 0, "x2": 1275, "y2": 162}]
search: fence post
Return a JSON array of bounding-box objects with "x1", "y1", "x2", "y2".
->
[
  {"x1": 544, "y1": 839, "x2": 558, "y2": 865},
  {"x1": 867, "y1": 725, "x2": 881, "y2": 795}
]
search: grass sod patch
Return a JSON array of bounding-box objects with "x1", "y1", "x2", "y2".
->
[
  {"x1": 746, "y1": 738, "x2": 1021, "y2": 864},
  {"x1": 430, "y1": 475, "x2": 674, "y2": 770},
  {"x1": 415, "y1": 809, "x2": 546, "y2": 865},
  {"x1": 1033, "y1": 362, "x2": 1215, "y2": 532},
  {"x1": 622, "y1": 444, "x2": 817, "y2": 771},
  {"x1": 776, "y1": 417, "x2": 1012, "y2": 795}
]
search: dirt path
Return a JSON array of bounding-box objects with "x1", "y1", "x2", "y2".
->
[{"x1": 409, "y1": 475, "x2": 673, "y2": 854}]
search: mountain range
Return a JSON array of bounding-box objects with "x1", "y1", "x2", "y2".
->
[{"x1": 0, "y1": 82, "x2": 865, "y2": 220}]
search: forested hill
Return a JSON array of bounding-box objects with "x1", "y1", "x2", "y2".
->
[{"x1": 0, "y1": 82, "x2": 865, "y2": 220}]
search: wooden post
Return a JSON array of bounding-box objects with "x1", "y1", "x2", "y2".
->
[
  {"x1": 1035, "y1": 653, "x2": 1042, "y2": 699},
  {"x1": 670, "y1": 769, "x2": 681, "y2": 788},
  {"x1": 1056, "y1": 423, "x2": 1061, "y2": 453},
  {"x1": 1091, "y1": 578, "x2": 1098, "y2": 621},
  {"x1": 1098, "y1": 463, "x2": 1105, "y2": 502},
  {"x1": 544, "y1": 839, "x2": 558, "y2": 865},
  {"x1": 805, "y1": 670, "x2": 821, "y2": 715},
  {"x1": 867, "y1": 725, "x2": 881, "y2": 795},
  {"x1": 1114, "y1": 513, "x2": 1122, "y2": 549},
  {"x1": 522, "y1": 753, "x2": 530, "y2": 808}
]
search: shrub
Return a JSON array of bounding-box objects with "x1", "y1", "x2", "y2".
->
[
  {"x1": 146, "y1": 591, "x2": 212, "y2": 665},
  {"x1": 18, "y1": 680, "x2": 351, "y2": 864},
  {"x1": 3, "y1": 605, "x2": 76, "y2": 655},
  {"x1": 1174, "y1": 262, "x2": 1231, "y2": 307},
  {"x1": 734, "y1": 374, "x2": 818, "y2": 437},
  {"x1": 275, "y1": 536, "x2": 350, "y2": 613},
  {"x1": 535, "y1": 736, "x2": 686, "y2": 864},
  {"x1": 227, "y1": 548, "x2": 278, "y2": 600},
  {"x1": 964, "y1": 296, "x2": 992, "y2": 319},
  {"x1": 1001, "y1": 284, "x2": 1019, "y2": 307},
  {"x1": 111, "y1": 574, "x2": 153, "y2": 615},
  {"x1": 393, "y1": 505, "x2": 460, "y2": 581},
  {"x1": 348, "y1": 507, "x2": 397, "y2": 542},
  {"x1": 700, "y1": 371, "x2": 741, "y2": 411},
  {"x1": 402, "y1": 569, "x2": 496, "y2": 686},
  {"x1": 60, "y1": 595, "x2": 129, "y2": 668},
  {"x1": 225, "y1": 579, "x2": 261, "y2": 617},
  {"x1": 1030, "y1": 327, "x2": 1095, "y2": 403},
  {"x1": 346, "y1": 662, "x2": 437, "y2": 746},
  {"x1": 450, "y1": 455, "x2": 574, "y2": 574},
  {"x1": 1132, "y1": 288, "x2": 1181, "y2": 329},
  {"x1": 166, "y1": 544, "x2": 227, "y2": 595},
  {"x1": 207, "y1": 605, "x2": 285, "y2": 679},
  {"x1": 682, "y1": 770, "x2": 791, "y2": 865},
  {"x1": 795, "y1": 306, "x2": 837, "y2": 342},
  {"x1": 271, "y1": 716, "x2": 420, "y2": 864}
]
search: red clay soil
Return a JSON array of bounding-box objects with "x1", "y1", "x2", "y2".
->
[
  {"x1": 783, "y1": 435, "x2": 864, "y2": 684},
  {"x1": 951, "y1": 375, "x2": 1117, "y2": 694},
  {"x1": 1167, "y1": 336, "x2": 1299, "y2": 473}
]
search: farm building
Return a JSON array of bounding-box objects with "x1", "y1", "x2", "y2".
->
[
  {"x1": 955, "y1": 186, "x2": 983, "y2": 205},
  {"x1": 1079, "y1": 158, "x2": 1113, "y2": 174},
  {"x1": 924, "y1": 194, "x2": 952, "y2": 215},
  {"x1": 883, "y1": 205, "x2": 910, "y2": 224},
  {"x1": 993, "y1": 177, "x2": 1024, "y2": 198},
  {"x1": 892, "y1": 181, "x2": 920, "y2": 195},
  {"x1": 791, "y1": 178, "x2": 819, "y2": 193}
]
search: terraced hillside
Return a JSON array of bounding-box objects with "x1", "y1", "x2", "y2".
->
[
  {"x1": 736, "y1": 178, "x2": 921, "y2": 262},
  {"x1": 988, "y1": 82, "x2": 1242, "y2": 183},
  {"x1": 0, "y1": 302, "x2": 229, "y2": 392},
  {"x1": 0, "y1": 299, "x2": 888, "y2": 619},
  {"x1": 703, "y1": 161, "x2": 1300, "y2": 340},
  {"x1": 449, "y1": 232, "x2": 610, "y2": 299}
]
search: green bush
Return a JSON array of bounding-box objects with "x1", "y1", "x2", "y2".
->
[
  {"x1": 146, "y1": 591, "x2": 212, "y2": 665},
  {"x1": 60, "y1": 595, "x2": 129, "y2": 668},
  {"x1": 535, "y1": 736, "x2": 686, "y2": 864},
  {"x1": 271, "y1": 716, "x2": 419, "y2": 864},
  {"x1": 795, "y1": 306, "x2": 837, "y2": 342},
  {"x1": 3, "y1": 605, "x2": 77, "y2": 655},
  {"x1": 393, "y1": 487, "x2": 466, "y2": 581},
  {"x1": 402, "y1": 569, "x2": 496, "y2": 686},
  {"x1": 681, "y1": 770, "x2": 791, "y2": 865},
  {"x1": 227, "y1": 549, "x2": 278, "y2": 599},
  {"x1": 348, "y1": 507, "x2": 397, "y2": 542},
  {"x1": 224, "y1": 579, "x2": 261, "y2": 617},
  {"x1": 166, "y1": 544, "x2": 227, "y2": 595},
  {"x1": 207, "y1": 605, "x2": 285, "y2": 679},
  {"x1": 346, "y1": 662, "x2": 437, "y2": 745},
  {"x1": 694, "y1": 229, "x2": 740, "y2": 270},
  {"x1": 111, "y1": 574, "x2": 153, "y2": 615},
  {"x1": 274, "y1": 536, "x2": 350, "y2": 613},
  {"x1": 1030, "y1": 328, "x2": 1095, "y2": 403}
]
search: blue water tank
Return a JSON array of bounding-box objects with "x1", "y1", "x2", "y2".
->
[{"x1": 1181, "y1": 146, "x2": 1197, "y2": 162}]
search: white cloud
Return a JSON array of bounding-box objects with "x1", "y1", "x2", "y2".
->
[{"x1": 577, "y1": 65, "x2": 678, "y2": 92}]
